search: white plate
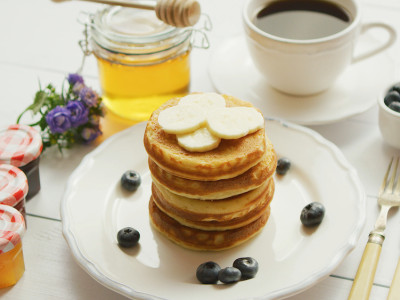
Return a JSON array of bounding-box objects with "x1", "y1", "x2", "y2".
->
[
  {"x1": 61, "y1": 120, "x2": 365, "y2": 300},
  {"x1": 208, "y1": 35, "x2": 395, "y2": 125}
]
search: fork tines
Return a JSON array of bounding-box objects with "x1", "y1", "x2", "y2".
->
[{"x1": 381, "y1": 157, "x2": 400, "y2": 195}]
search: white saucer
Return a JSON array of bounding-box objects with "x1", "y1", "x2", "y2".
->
[{"x1": 208, "y1": 35, "x2": 395, "y2": 125}]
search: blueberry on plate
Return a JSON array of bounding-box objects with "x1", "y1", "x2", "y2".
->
[
  {"x1": 300, "y1": 202, "x2": 325, "y2": 227},
  {"x1": 276, "y1": 157, "x2": 291, "y2": 175},
  {"x1": 121, "y1": 170, "x2": 141, "y2": 191},
  {"x1": 117, "y1": 227, "x2": 140, "y2": 248},
  {"x1": 218, "y1": 267, "x2": 242, "y2": 284},
  {"x1": 196, "y1": 261, "x2": 221, "y2": 284},
  {"x1": 233, "y1": 257, "x2": 259, "y2": 279}
]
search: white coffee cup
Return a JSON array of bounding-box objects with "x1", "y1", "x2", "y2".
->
[{"x1": 243, "y1": 0, "x2": 396, "y2": 96}]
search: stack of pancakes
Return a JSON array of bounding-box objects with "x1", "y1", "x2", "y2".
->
[{"x1": 144, "y1": 94, "x2": 277, "y2": 251}]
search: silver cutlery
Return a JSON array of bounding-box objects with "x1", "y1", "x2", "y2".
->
[{"x1": 348, "y1": 157, "x2": 400, "y2": 300}]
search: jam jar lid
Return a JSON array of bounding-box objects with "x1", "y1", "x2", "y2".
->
[
  {"x1": 0, "y1": 124, "x2": 43, "y2": 167},
  {"x1": 0, "y1": 164, "x2": 28, "y2": 207},
  {"x1": 90, "y1": 6, "x2": 192, "y2": 54},
  {"x1": 0, "y1": 204, "x2": 25, "y2": 254}
]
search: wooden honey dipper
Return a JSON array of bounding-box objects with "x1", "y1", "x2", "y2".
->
[{"x1": 52, "y1": 0, "x2": 201, "y2": 27}]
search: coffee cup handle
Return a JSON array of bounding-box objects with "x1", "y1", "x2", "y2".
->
[{"x1": 352, "y1": 22, "x2": 396, "y2": 64}]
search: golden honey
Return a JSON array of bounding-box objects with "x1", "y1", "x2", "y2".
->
[
  {"x1": 0, "y1": 242, "x2": 25, "y2": 288},
  {"x1": 89, "y1": 7, "x2": 196, "y2": 122},
  {"x1": 96, "y1": 51, "x2": 190, "y2": 121}
]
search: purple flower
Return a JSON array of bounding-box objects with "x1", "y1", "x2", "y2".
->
[
  {"x1": 79, "y1": 87, "x2": 99, "y2": 107},
  {"x1": 45, "y1": 106, "x2": 72, "y2": 134},
  {"x1": 81, "y1": 127, "x2": 102, "y2": 143},
  {"x1": 66, "y1": 101, "x2": 89, "y2": 127},
  {"x1": 72, "y1": 82, "x2": 85, "y2": 96},
  {"x1": 67, "y1": 73, "x2": 84, "y2": 86}
]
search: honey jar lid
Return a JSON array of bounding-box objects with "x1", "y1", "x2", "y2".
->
[
  {"x1": 90, "y1": 6, "x2": 192, "y2": 54},
  {"x1": 0, "y1": 204, "x2": 25, "y2": 254},
  {"x1": 0, "y1": 124, "x2": 43, "y2": 167},
  {"x1": 0, "y1": 164, "x2": 28, "y2": 207}
]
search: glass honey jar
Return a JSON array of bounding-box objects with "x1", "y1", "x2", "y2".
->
[
  {"x1": 84, "y1": 6, "x2": 209, "y2": 122},
  {"x1": 0, "y1": 204, "x2": 26, "y2": 288}
]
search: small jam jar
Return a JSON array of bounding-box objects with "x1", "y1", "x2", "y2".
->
[
  {"x1": 0, "y1": 204, "x2": 26, "y2": 288},
  {"x1": 0, "y1": 164, "x2": 28, "y2": 221},
  {"x1": 0, "y1": 124, "x2": 43, "y2": 200},
  {"x1": 85, "y1": 6, "x2": 207, "y2": 122}
]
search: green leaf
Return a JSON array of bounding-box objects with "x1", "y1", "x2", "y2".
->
[
  {"x1": 16, "y1": 90, "x2": 48, "y2": 123},
  {"x1": 30, "y1": 90, "x2": 48, "y2": 114}
]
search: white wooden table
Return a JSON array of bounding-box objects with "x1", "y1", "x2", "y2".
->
[{"x1": 0, "y1": 0, "x2": 399, "y2": 299}]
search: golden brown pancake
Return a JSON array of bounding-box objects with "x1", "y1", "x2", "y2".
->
[
  {"x1": 152, "y1": 180, "x2": 273, "y2": 231},
  {"x1": 148, "y1": 140, "x2": 276, "y2": 199},
  {"x1": 143, "y1": 95, "x2": 267, "y2": 181},
  {"x1": 149, "y1": 197, "x2": 271, "y2": 251},
  {"x1": 151, "y1": 178, "x2": 274, "y2": 222}
]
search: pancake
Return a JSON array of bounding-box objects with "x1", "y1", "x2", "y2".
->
[
  {"x1": 151, "y1": 178, "x2": 274, "y2": 222},
  {"x1": 152, "y1": 179, "x2": 274, "y2": 231},
  {"x1": 149, "y1": 139, "x2": 276, "y2": 199},
  {"x1": 149, "y1": 197, "x2": 271, "y2": 251},
  {"x1": 143, "y1": 95, "x2": 267, "y2": 181}
]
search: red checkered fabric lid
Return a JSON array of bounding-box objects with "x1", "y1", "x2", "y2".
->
[
  {"x1": 0, "y1": 164, "x2": 28, "y2": 207},
  {"x1": 0, "y1": 124, "x2": 43, "y2": 167},
  {"x1": 0, "y1": 204, "x2": 25, "y2": 254}
]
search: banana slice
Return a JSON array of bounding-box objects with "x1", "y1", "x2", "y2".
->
[
  {"x1": 207, "y1": 107, "x2": 264, "y2": 139},
  {"x1": 158, "y1": 104, "x2": 206, "y2": 134},
  {"x1": 179, "y1": 93, "x2": 226, "y2": 109},
  {"x1": 177, "y1": 127, "x2": 221, "y2": 152}
]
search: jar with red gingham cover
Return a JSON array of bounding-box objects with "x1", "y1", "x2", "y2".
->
[
  {"x1": 0, "y1": 124, "x2": 43, "y2": 200},
  {"x1": 0, "y1": 164, "x2": 28, "y2": 221},
  {"x1": 0, "y1": 204, "x2": 26, "y2": 288}
]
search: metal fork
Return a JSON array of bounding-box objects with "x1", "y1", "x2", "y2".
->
[{"x1": 348, "y1": 157, "x2": 400, "y2": 300}]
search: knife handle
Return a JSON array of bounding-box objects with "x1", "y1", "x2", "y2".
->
[
  {"x1": 348, "y1": 232, "x2": 384, "y2": 300},
  {"x1": 387, "y1": 257, "x2": 400, "y2": 300}
]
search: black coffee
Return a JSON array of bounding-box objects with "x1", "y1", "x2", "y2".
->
[{"x1": 254, "y1": 0, "x2": 352, "y2": 40}]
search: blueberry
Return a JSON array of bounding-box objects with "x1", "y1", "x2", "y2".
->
[
  {"x1": 388, "y1": 82, "x2": 400, "y2": 94},
  {"x1": 384, "y1": 91, "x2": 400, "y2": 107},
  {"x1": 218, "y1": 267, "x2": 241, "y2": 284},
  {"x1": 276, "y1": 157, "x2": 291, "y2": 175},
  {"x1": 117, "y1": 227, "x2": 140, "y2": 248},
  {"x1": 300, "y1": 202, "x2": 325, "y2": 227},
  {"x1": 389, "y1": 101, "x2": 400, "y2": 113},
  {"x1": 233, "y1": 257, "x2": 259, "y2": 279},
  {"x1": 121, "y1": 170, "x2": 141, "y2": 191},
  {"x1": 196, "y1": 261, "x2": 221, "y2": 284}
]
